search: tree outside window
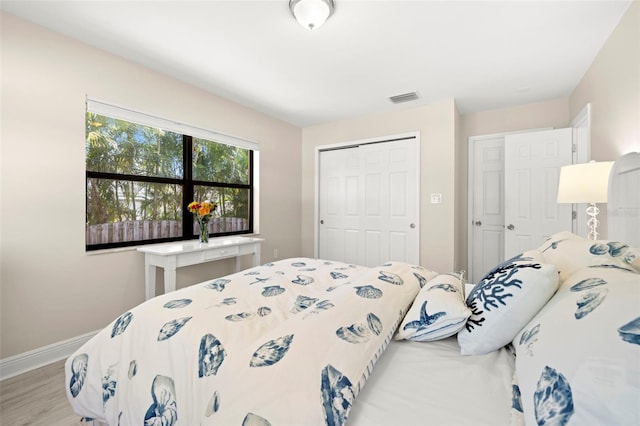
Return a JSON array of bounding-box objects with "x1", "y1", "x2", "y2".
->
[{"x1": 86, "y1": 113, "x2": 253, "y2": 250}]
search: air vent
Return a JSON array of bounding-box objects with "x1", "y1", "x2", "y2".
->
[{"x1": 389, "y1": 91, "x2": 420, "y2": 104}]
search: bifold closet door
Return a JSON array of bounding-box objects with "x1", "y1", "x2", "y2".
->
[{"x1": 318, "y1": 138, "x2": 419, "y2": 267}]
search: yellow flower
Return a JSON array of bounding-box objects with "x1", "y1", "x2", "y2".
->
[
  {"x1": 187, "y1": 201, "x2": 200, "y2": 213},
  {"x1": 189, "y1": 200, "x2": 217, "y2": 218}
]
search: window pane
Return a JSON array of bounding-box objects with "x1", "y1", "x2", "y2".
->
[
  {"x1": 192, "y1": 138, "x2": 250, "y2": 184},
  {"x1": 86, "y1": 113, "x2": 183, "y2": 179},
  {"x1": 191, "y1": 186, "x2": 250, "y2": 235},
  {"x1": 86, "y1": 178, "x2": 183, "y2": 245}
]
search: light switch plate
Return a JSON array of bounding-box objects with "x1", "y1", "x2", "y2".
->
[{"x1": 430, "y1": 193, "x2": 442, "y2": 204}]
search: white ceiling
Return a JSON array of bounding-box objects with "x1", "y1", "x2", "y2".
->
[{"x1": 1, "y1": 0, "x2": 632, "y2": 127}]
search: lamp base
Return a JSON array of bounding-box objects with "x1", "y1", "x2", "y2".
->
[{"x1": 586, "y1": 203, "x2": 600, "y2": 240}]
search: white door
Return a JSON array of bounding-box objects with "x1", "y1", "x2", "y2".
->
[
  {"x1": 318, "y1": 147, "x2": 361, "y2": 264},
  {"x1": 469, "y1": 136, "x2": 505, "y2": 284},
  {"x1": 318, "y1": 138, "x2": 419, "y2": 267},
  {"x1": 504, "y1": 129, "x2": 573, "y2": 258},
  {"x1": 469, "y1": 129, "x2": 574, "y2": 282}
]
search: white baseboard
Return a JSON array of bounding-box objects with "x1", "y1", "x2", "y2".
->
[{"x1": 0, "y1": 330, "x2": 98, "y2": 381}]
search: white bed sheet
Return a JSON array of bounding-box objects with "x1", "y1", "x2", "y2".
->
[{"x1": 348, "y1": 337, "x2": 515, "y2": 426}]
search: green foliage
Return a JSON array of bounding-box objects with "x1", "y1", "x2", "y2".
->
[
  {"x1": 193, "y1": 138, "x2": 249, "y2": 184},
  {"x1": 86, "y1": 113, "x2": 251, "y2": 229},
  {"x1": 86, "y1": 113, "x2": 183, "y2": 225},
  {"x1": 86, "y1": 113, "x2": 183, "y2": 177},
  {"x1": 192, "y1": 138, "x2": 250, "y2": 220}
]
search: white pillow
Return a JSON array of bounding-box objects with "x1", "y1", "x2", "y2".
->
[
  {"x1": 538, "y1": 231, "x2": 640, "y2": 282},
  {"x1": 395, "y1": 273, "x2": 471, "y2": 341},
  {"x1": 513, "y1": 265, "x2": 640, "y2": 426},
  {"x1": 457, "y1": 250, "x2": 559, "y2": 355}
]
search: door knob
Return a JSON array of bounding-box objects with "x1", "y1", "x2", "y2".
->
[
  {"x1": 507, "y1": 224, "x2": 515, "y2": 230},
  {"x1": 410, "y1": 223, "x2": 416, "y2": 229},
  {"x1": 474, "y1": 221, "x2": 482, "y2": 226},
  {"x1": 320, "y1": 220, "x2": 324, "y2": 224}
]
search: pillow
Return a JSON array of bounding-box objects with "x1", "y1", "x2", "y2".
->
[
  {"x1": 513, "y1": 265, "x2": 640, "y2": 426},
  {"x1": 395, "y1": 273, "x2": 471, "y2": 341},
  {"x1": 457, "y1": 250, "x2": 559, "y2": 355},
  {"x1": 464, "y1": 283, "x2": 476, "y2": 298},
  {"x1": 538, "y1": 231, "x2": 640, "y2": 282}
]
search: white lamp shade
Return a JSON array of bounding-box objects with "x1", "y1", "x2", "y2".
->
[
  {"x1": 557, "y1": 161, "x2": 614, "y2": 203},
  {"x1": 290, "y1": 0, "x2": 334, "y2": 30}
]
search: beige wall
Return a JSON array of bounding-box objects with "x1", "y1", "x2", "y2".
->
[
  {"x1": 570, "y1": 0, "x2": 639, "y2": 160},
  {"x1": 459, "y1": 98, "x2": 571, "y2": 139},
  {"x1": 301, "y1": 99, "x2": 458, "y2": 274},
  {"x1": 0, "y1": 14, "x2": 302, "y2": 358},
  {"x1": 453, "y1": 105, "x2": 463, "y2": 272}
]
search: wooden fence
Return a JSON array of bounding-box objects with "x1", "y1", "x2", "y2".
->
[{"x1": 86, "y1": 217, "x2": 248, "y2": 245}]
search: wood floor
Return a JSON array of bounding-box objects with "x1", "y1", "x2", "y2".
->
[{"x1": 0, "y1": 360, "x2": 83, "y2": 425}]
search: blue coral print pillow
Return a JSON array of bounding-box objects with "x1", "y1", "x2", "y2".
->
[
  {"x1": 538, "y1": 231, "x2": 640, "y2": 282},
  {"x1": 457, "y1": 250, "x2": 559, "y2": 355},
  {"x1": 513, "y1": 264, "x2": 640, "y2": 426},
  {"x1": 395, "y1": 273, "x2": 470, "y2": 341}
]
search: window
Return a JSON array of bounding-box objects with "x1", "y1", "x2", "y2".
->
[{"x1": 85, "y1": 99, "x2": 257, "y2": 251}]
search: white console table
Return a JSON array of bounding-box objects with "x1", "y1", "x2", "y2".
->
[{"x1": 137, "y1": 236, "x2": 264, "y2": 300}]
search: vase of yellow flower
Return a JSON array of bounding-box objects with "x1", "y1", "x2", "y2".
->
[{"x1": 187, "y1": 201, "x2": 217, "y2": 244}]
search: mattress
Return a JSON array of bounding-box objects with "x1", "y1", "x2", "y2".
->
[{"x1": 348, "y1": 337, "x2": 515, "y2": 426}]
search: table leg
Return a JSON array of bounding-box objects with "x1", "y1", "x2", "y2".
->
[
  {"x1": 164, "y1": 257, "x2": 177, "y2": 294},
  {"x1": 145, "y1": 257, "x2": 156, "y2": 300},
  {"x1": 254, "y1": 243, "x2": 261, "y2": 266}
]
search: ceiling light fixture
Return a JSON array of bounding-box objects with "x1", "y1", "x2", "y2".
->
[{"x1": 289, "y1": 0, "x2": 335, "y2": 30}]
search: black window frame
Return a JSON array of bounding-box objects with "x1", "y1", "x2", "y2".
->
[{"x1": 86, "y1": 131, "x2": 254, "y2": 251}]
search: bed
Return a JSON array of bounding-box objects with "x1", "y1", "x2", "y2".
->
[
  {"x1": 67, "y1": 259, "x2": 441, "y2": 425},
  {"x1": 66, "y1": 153, "x2": 640, "y2": 426}
]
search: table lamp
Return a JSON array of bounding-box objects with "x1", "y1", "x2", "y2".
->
[{"x1": 557, "y1": 161, "x2": 614, "y2": 240}]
